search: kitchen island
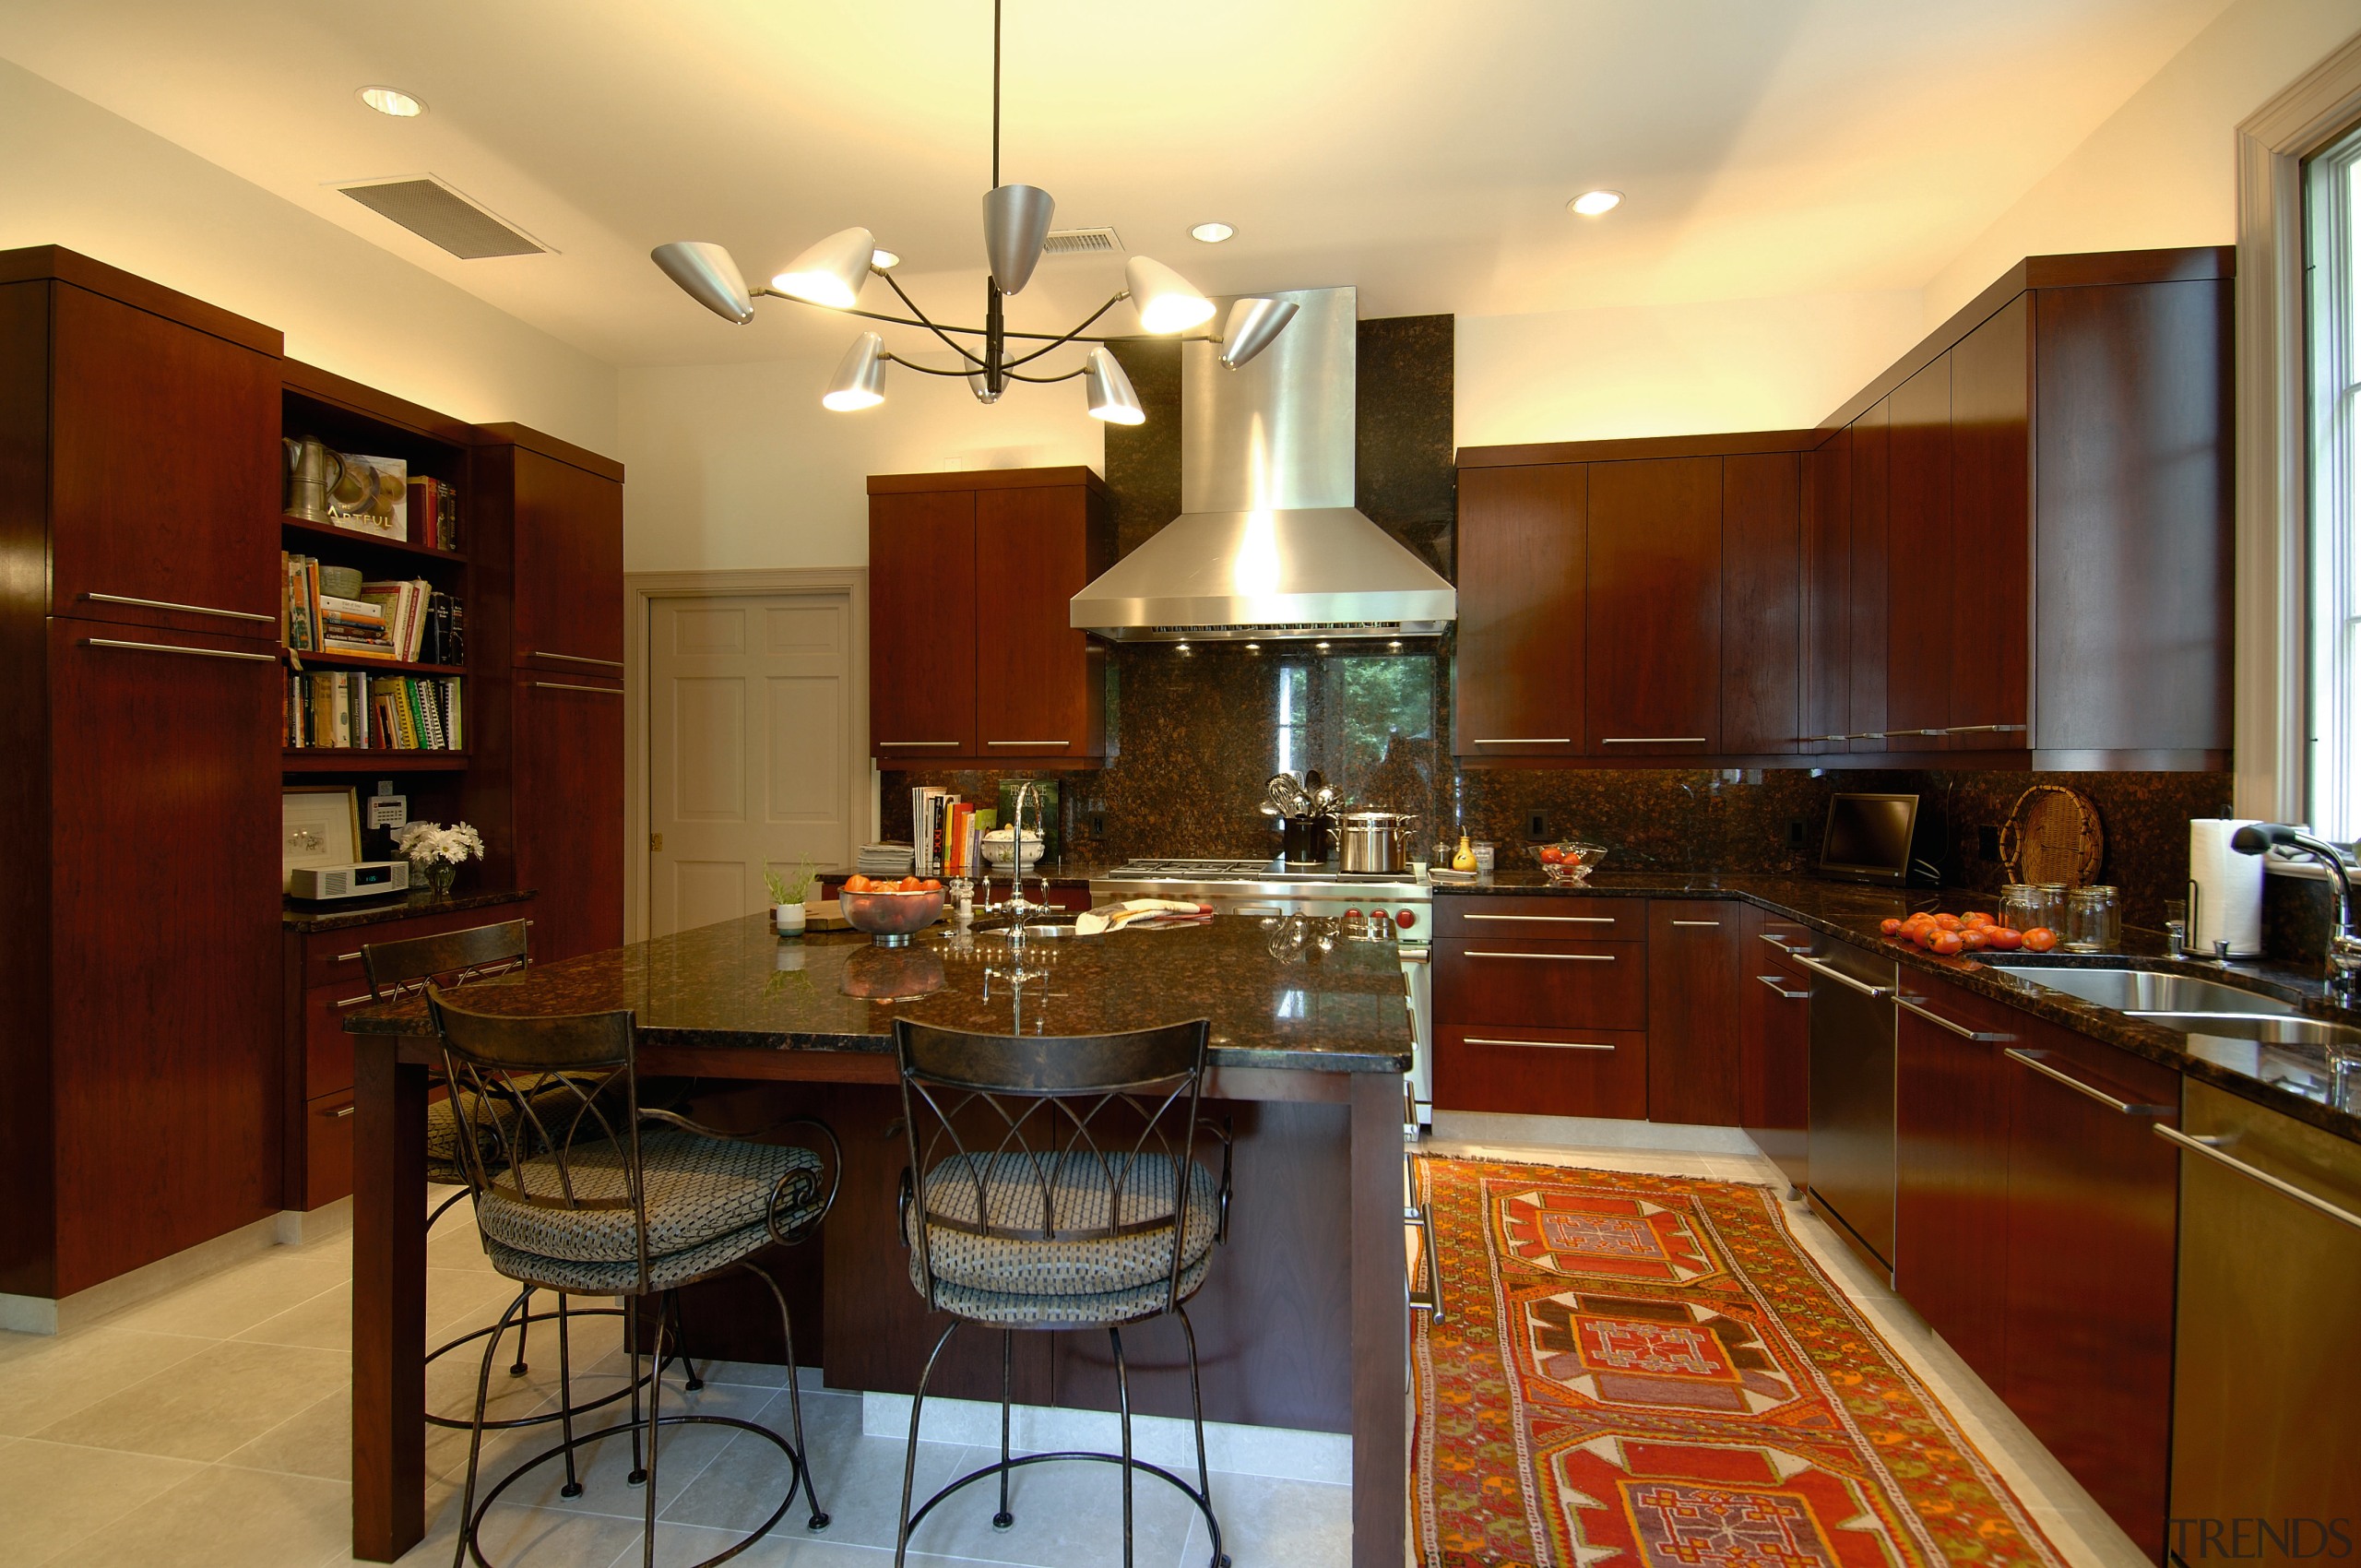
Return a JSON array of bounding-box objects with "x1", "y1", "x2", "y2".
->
[{"x1": 343, "y1": 913, "x2": 1413, "y2": 1564}]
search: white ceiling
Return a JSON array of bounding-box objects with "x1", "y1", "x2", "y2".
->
[{"x1": 0, "y1": 0, "x2": 2232, "y2": 370}]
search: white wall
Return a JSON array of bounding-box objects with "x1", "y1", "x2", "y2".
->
[
  {"x1": 1453, "y1": 289, "x2": 1924, "y2": 448},
  {"x1": 1927, "y1": 0, "x2": 2361, "y2": 324},
  {"x1": 618, "y1": 351, "x2": 1102, "y2": 573},
  {"x1": 0, "y1": 59, "x2": 617, "y2": 454}
]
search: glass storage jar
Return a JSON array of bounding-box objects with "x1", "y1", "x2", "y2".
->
[
  {"x1": 1998, "y1": 884, "x2": 2060, "y2": 933},
  {"x1": 2064, "y1": 885, "x2": 2121, "y2": 953}
]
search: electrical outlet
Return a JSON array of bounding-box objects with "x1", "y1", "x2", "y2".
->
[
  {"x1": 1976, "y1": 825, "x2": 2001, "y2": 860},
  {"x1": 1787, "y1": 819, "x2": 1807, "y2": 848},
  {"x1": 1525, "y1": 810, "x2": 1550, "y2": 842},
  {"x1": 1086, "y1": 811, "x2": 1108, "y2": 839}
]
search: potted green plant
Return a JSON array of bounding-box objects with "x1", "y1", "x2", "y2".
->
[{"x1": 765, "y1": 855, "x2": 819, "y2": 935}]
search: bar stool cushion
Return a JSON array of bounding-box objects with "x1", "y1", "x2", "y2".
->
[
  {"x1": 911, "y1": 1249, "x2": 1213, "y2": 1326},
  {"x1": 422, "y1": 1077, "x2": 581, "y2": 1184},
  {"x1": 477, "y1": 1129, "x2": 824, "y2": 1264},
  {"x1": 908, "y1": 1152, "x2": 1219, "y2": 1297},
  {"x1": 488, "y1": 1219, "x2": 778, "y2": 1294}
]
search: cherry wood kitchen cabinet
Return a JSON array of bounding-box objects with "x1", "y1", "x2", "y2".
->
[
  {"x1": 1999, "y1": 1016, "x2": 2179, "y2": 1561},
  {"x1": 1882, "y1": 357, "x2": 1952, "y2": 751},
  {"x1": 1845, "y1": 398, "x2": 1892, "y2": 755},
  {"x1": 483, "y1": 428, "x2": 627, "y2": 677},
  {"x1": 1739, "y1": 908, "x2": 1811, "y2": 1188},
  {"x1": 974, "y1": 482, "x2": 1110, "y2": 759},
  {"x1": 511, "y1": 673, "x2": 623, "y2": 963},
  {"x1": 867, "y1": 469, "x2": 1110, "y2": 766},
  {"x1": 1720, "y1": 453, "x2": 1802, "y2": 755},
  {"x1": 1645, "y1": 901, "x2": 1745, "y2": 1125},
  {"x1": 1584, "y1": 457, "x2": 1720, "y2": 756},
  {"x1": 1892, "y1": 972, "x2": 2020, "y2": 1389},
  {"x1": 1452, "y1": 463, "x2": 1586, "y2": 760},
  {"x1": 1798, "y1": 430, "x2": 1850, "y2": 754},
  {"x1": 1946, "y1": 295, "x2": 2032, "y2": 742},
  {"x1": 1431, "y1": 894, "x2": 1648, "y2": 1118}
]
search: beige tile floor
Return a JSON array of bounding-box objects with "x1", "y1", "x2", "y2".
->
[
  {"x1": 1424, "y1": 1122, "x2": 2155, "y2": 1568},
  {"x1": 0, "y1": 1139, "x2": 2153, "y2": 1568}
]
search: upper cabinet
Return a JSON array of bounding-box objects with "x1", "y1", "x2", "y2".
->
[
  {"x1": 1452, "y1": 464, "x2": 1586, "y2": 759},
  {"x1": 1453, "y1": 246, "x2": 2232, "y2": 770},
  {"x1": 868, "y1": 468, "x2": 1111, "y2": 765},
  {"x1": 477, "y1": 427, "x2": 626, "y2": 677}
]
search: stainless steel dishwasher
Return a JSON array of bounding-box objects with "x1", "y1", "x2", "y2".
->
[
  {"x1": 2162, "y1": 1080, "x2": 2361, "y2": 1553},
  {"x1": 1794, "y1": 935, "x2": 1900, "y2": 1277}
]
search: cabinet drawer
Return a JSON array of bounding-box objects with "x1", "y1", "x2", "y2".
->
[
  {"x1": 1435, "y1": 1025, "x2": 1648, "y2": 1118},
  {"x1": 300, "y1": 905, "x2": 533, "y2": 991},
  {"x1": 1434, "y1": 938, "x2": 1647, "y2": 1029},
  {"x1": 302, "y1": 1091, "x2": 357, "y2": 1210},
  {"x1": 302, "y1": 982, "x2": 381, "y2": 1098},
  {"x1": 1434, "y1": 896, "x2": 1644, "y2": 941}
]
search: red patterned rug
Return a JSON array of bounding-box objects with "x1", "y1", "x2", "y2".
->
[{"x1": 1410, "y1": 1158, "x2": 2063, "y2": 1568}]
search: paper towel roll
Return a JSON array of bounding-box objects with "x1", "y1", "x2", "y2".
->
[{"x1": 2189, "y1": 818, "x2": 2264, "y2": 956}]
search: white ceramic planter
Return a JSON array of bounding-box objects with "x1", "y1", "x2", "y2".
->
[{"x1": 775, "y1": 902, "x2": 807, "y2": 935}]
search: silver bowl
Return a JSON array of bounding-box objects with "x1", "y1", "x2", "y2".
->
[{"x1": 839, "y1": 886, "x2": 944, "y2": 946}]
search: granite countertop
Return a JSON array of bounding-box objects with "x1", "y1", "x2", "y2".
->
[
  {"x1": 283, "y1": 886, "x2": 535, "y2": 933},
  {"x1": 1442, "y1": 871, "x2": 2361, "y2": 1141},
  {"x1": 348, "y1": 911, "x2": 1413, "y2": 1075}
]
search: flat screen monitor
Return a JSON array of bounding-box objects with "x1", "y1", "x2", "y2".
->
[{"x1": 1819, "y1": 793, "x2": 1921, "y2": 885}]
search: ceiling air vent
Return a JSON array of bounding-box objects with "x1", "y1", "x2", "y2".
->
[
  {"x1": 1041, "y1": 226, "x2": 1120, "y2": 256},
  {"x1": 337, "y1": 176, "x2": 549, "y2": 259}
]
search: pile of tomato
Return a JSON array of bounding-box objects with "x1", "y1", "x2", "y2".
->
[
  {"x1": 1878, "y1": 910, "x2": 2058, "y2": 956},
  {"x1": 842, "y1": 874, "x2": 943, "y2": 894}
]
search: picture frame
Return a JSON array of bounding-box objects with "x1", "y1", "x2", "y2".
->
[{"x1": 282, "y1": 785, "x2": 362, "y2": 889}]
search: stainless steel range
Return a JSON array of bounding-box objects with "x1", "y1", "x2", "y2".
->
[{"x1": 1090, "y1": 858, "x2": 1432, "y2": 1124}]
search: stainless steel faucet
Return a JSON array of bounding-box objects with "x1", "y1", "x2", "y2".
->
[
  {"x1": 2231, "y1": 824, "x2": 2361, "y2": 992},
  {"x1": 980, "y1": 781, "x2": 1052, "y2": 931}
]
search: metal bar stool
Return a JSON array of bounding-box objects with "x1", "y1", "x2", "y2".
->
[
  {"x1": 426, "y1": 983, "x2": 839, "y2": 1568},
  {"x1": 362, "y1": 921, "x2": 669, "y2": 1431},
  {"x1": 890, "y1": 1016, "x2": 1233, "y2": 1568}
]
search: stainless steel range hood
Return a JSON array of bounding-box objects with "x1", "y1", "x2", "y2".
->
[{"x1": 1070, "y1": 286, "x2": 1455, "y2": 642}]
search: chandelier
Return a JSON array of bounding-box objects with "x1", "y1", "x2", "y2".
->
[{"x1": 649, "y1": 1, "x2": 1297, "y2": 424}]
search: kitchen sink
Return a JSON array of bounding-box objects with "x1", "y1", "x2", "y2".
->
[
  {"x1": 2170, "y1": 1014, "x2": 2361, "y2": 1050},
  {"x1": 1981, "y1": 963, "x2": 2296, "y2": 1019}
]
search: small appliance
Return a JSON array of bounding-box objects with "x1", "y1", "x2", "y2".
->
[
  {"x1": 287, "y1": 861, "x2": 410, "y2": 901},
  {"x1": 1817, "y1": 792, "x2": 1940, "y2": 885}
]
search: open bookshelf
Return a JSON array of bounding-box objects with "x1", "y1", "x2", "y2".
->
[
  {"x1": 281, "y1": 749, "x2": 469, "y2": 774},
  {"x1": 287, "y1": 650, "x2": 467, "y2": 678},
  {"x1": 280, "y1": 515, "x2": 465, "y2": 566}
]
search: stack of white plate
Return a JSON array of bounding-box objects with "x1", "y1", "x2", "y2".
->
[{"x1": 858, "y1": 843, "x2": 916, "y2": 878}]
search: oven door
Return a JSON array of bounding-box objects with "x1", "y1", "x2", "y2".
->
[{"x1": 1400, "y1": 945, "x2": 1431, "y2": 1130}]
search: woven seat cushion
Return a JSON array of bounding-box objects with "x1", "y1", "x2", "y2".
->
[
  {"x1": 911, "y1": 1247, "x2": 1212, "y2": 1326},
  {"x1": 422, "y1": 1076, "x2": 584, "y2": 1183},
  {"x1": 476, "y1": 1129, "x2": 824, "y2": 1265},
  {"x1": 490, "y1": 1220, "x2": 777, "y2": 1294},
  {"x1": 909, "y1": 1152, "x2": 1219, "y2": 1298}
]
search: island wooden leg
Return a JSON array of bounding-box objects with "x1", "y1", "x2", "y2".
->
[
  {"x1": 1349, "y1": 1072, "x2": 1407, "y2": 1568},
  {"x1": 352, "y1": 1047, "x2": 428, "y2": 1561}
]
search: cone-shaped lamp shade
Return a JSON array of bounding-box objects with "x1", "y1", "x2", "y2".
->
[
  {"x1": 772, "y1": 226, "x2": 877, "y2": 308},
  {"x1": 1123, "y1": 255, "x2": 1216, "y2": 334},
  {"x1": 1217, "y1": 296, "x2": 1299, "y2": 368},
  {"x1": 967, "y1": 371, "x2": 1003, "y2": 405},
  {"x1": 982, "y1": 184, "x2": 1055, "y2": 295},
  {"x1": 651, "y1": 242, "x2": 754, "y2": 324},
  {"x1": 1083, "y1": 347, "x2": 1145, "y2": 424},
  {"x1": 822, "y1": 332, "x2": 887, "y2": 410}
]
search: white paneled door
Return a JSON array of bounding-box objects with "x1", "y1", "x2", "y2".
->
[{"x1": 647, "y1": 591, "x2": 854, "y2": 937}]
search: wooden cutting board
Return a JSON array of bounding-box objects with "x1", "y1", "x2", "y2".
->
[{"x1": 801, "y1": 900, "x2": 855, "y2": 932}]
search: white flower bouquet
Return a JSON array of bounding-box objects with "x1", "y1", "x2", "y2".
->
[{"x1": 392, "y1": 821, "x2": 483, "y2": 895}]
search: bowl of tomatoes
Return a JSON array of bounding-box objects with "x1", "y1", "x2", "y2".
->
[
  {"x1": 1534, "y1": 841, "x2": 1609, "y2": 885},
  {"x1": 839, "y1": 873, "x2": 945, "y2": 946}
]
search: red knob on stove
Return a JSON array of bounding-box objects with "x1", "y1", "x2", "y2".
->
[
  {"x1": 1344, "y1": 909, "x2": 1359, "y2": 920},
  {"x1": 1395, "y1": 909, "x2": 1417, "y2": 929},
  {"x1": 1369, "y1": 908, "x2": 1387, "y2": 923}
]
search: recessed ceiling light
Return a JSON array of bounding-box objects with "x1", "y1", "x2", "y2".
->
[
  {"x1": 358, "y1": 86, "x2": 424, "y2": 118},
  {"x1": 870, "y1": 248, "x2": 900, "y2": 270},
  {"x1": 1189, "y1": 222, "x2": 1235, "y2": 244},
  {"x1": 1568, "y1": 189, "x2": 1622, "y2": 217}
]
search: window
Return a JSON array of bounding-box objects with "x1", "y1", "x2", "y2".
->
[{"x1": 2306, "y1": 123, "x2": 2361, "y2": 841}]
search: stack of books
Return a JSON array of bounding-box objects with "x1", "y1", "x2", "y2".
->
[
  {"x1": 285, "y1": 671, "x2": 464, "y2": 752},
  {"x1": 280, "y1": 555, "x2": 462, "y2": 665},
  {"x1": 908, "y1": 790, "x2": 995, "y2": 875},
  {"x1": 406, "y1": 477, "x2": 460, "y2": 552}
]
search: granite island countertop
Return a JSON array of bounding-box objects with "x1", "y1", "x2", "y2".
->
[
  {"x1": 1443, "y1": 871, "x2": 2361, "y2": 1141},
  {"x1": 347, "y1": 911, "x2": 1413, "y2": 1075}
]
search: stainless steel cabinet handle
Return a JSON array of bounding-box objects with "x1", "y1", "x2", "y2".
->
[
  {"x1": 1468, "y1": 737, "x2": 1572, "y2": 745},
  {"x1": 1597, "y1": 736, "x2": 1708, "y2": 745},
  {"x1": 530, "y1": 681, "x2": 622, "y2": 695},
  {"x1": 333, "y1": 951, "x2": 363, "y2": 964},
  {"x1": 1944, "y1": 723, "x2": 2027, "y2": 735},
  {"x1": 1464, "y1": 913, "x2": 1614, "y2": 924},
  {"x1": 330, "y1": 1104, "x2": 358, "y2": 1120},
  {"x1": 986, "y1": 740, "x2": 1070, "y2": 746},
  {"x1": 334, "y1": 994, "x2": 375, "y2": 1009},
  {"x1": 1669, "y1": 919, "x2": 1721, "y2": 928},
  {"x1": 1758, "y1": 932, "x2": 1809, "y2": 954},
  {"x1": 1465, "y1": 1036, "x2": 1616, "y2": 1051},
  {"x1": 1789, "y1": 953, "x2": 1892, "y2": 998},
  {"x1": 879, "y1": 740, "x2": 960, "y2": 747},
  {"x1": 2003, "y1": 1048, "x2": 2172, "y2": 1115},
  {"x1": 2155, "y1": 1126, "x2": 2361, "y2": 1231},
  {"x1": 528, "y1": 651, "x2": 624, "y2": 669},
  {"x1": 82, "y1": 590, "x2": 276, "y2": 624},
  {"x1": 1899, "y1": 996, "x2": 2015, "y2": 1041},
  {"x1": 79, "y1": 636, "x2": 279, "y2": 663},
  {"x1": 1755, "y1": 974, "x2": 1809, "y2": 1000},
  {"x1": 1463, "y1": 950, "x2": 1614, "y2": 961}
]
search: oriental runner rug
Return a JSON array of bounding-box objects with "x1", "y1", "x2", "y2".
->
[{"x1": 1409, "y1": 1158, "x2": 2063, "y2": 1568}]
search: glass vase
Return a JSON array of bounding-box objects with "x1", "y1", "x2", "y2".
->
[{"x1": 422, "y1": 860, "x2": 457, "y2": 897}]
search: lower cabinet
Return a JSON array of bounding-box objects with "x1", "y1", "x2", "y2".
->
[
  {"x1": 1433, "y1": 912, "x2": 1649, "y2": 1119},
  {"x1": 1893, "y1": 977, "x2": 2017, "y2": 1386},
  {"x1": 514, "y1": 675, "x2": 623, "y2": 962},
  {"x1": 1432, "y1": 1025, "x2": 1647, "y2": 1118},
  {"x1": 1740, "y1": 909, "x2": 1811, "y2": 1190},
  {"x1": 1646, "y1": 902, "x2": 1745, "y2": 1124}
]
